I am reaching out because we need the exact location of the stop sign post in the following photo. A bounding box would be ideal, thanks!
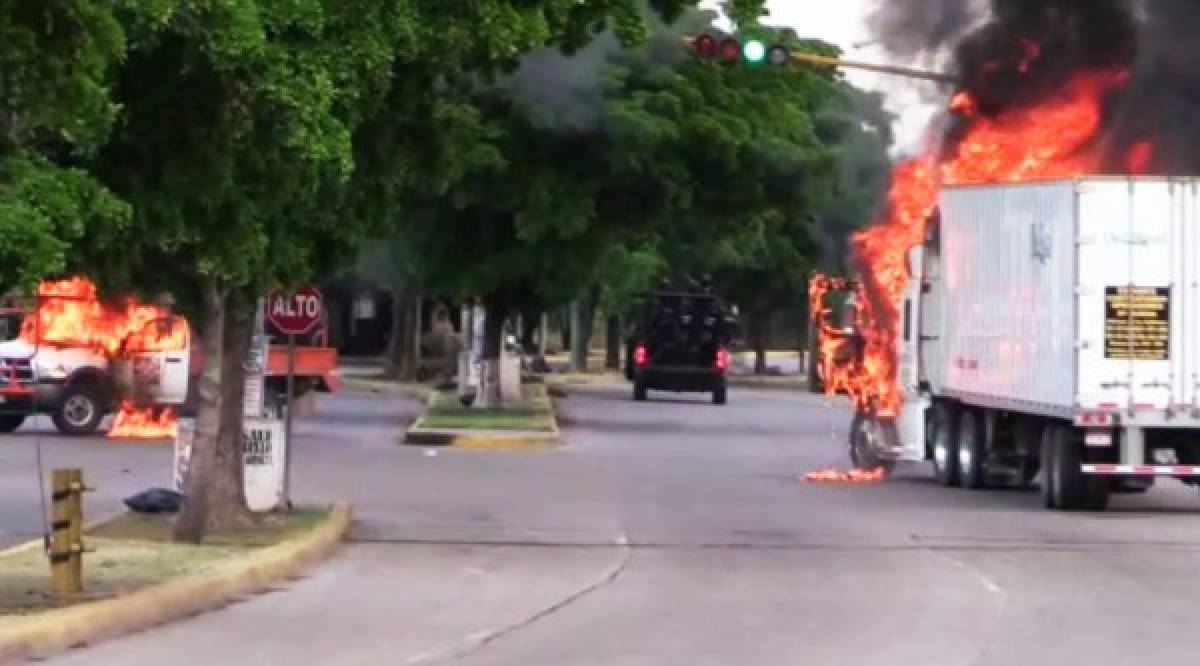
[266,285,323,510]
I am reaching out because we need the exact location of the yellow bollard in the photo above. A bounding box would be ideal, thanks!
[48,468,89,597]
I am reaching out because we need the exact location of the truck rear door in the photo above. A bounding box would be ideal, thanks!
[1076,179,1189,412]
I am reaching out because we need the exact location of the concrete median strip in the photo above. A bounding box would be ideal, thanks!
[404,385,562,450]
[0,502,351,663]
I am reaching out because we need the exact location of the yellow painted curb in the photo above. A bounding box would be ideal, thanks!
[0,502,352,663]
[450,433,561,450]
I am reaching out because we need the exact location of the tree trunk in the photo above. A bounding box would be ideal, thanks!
[518,309,540,355]
[411,297,422,380]
[751,309,772,375]
[605,314,620,370]
[384,288,406,380]
[173,277,225,543]
[479,295,509,407]
[209,295,255,530]
[569,300,586,372]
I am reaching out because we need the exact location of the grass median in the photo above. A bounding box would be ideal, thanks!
[417,385,556,433]
[0,508,328,618]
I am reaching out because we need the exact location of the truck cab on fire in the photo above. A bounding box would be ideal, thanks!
[0,311,191,436]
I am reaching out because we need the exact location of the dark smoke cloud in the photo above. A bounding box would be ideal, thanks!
[1103,1,1200,173]
[868,0,1200,175]
[866,0,979,63]
[505,32,622,131]
[503,4,707,131]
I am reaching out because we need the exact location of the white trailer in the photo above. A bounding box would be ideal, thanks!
[851,177,1200,510]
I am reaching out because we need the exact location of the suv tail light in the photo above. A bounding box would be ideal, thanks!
[715,348,729,372]
[634,345,649,367]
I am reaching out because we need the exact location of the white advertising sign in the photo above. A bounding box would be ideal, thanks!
[173,417,287,513]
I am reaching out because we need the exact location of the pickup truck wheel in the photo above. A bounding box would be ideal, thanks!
[712,386,727,405]
[53,386,104,436]
[957,409,987,489]
[633,382,648,402]
[0,414,25,433]
[930,403,960,487]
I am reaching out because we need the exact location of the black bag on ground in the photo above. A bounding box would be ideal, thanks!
[124,487,184,514]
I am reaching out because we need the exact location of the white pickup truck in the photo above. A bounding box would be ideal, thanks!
[0,316,191,435]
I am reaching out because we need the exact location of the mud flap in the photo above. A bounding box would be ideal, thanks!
[894,396,930,462]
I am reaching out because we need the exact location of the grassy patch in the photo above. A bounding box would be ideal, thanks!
[417,385,555,432]
[0,507,328,618]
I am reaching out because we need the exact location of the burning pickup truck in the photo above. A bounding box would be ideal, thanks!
[0,279,190,436]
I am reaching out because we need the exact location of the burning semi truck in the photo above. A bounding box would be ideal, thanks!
[815,178,1200,511]
[802,0,1200,510]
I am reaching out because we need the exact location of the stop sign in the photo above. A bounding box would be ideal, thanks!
[267,285,323,336]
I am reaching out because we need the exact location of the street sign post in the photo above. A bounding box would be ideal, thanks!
[265,285,323,510]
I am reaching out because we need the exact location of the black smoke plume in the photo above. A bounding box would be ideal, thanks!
[869,0,1200,175]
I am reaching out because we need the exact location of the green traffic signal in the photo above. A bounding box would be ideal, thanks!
[742,39,767,64]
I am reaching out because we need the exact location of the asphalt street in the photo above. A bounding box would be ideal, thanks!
[6,380,1200,665]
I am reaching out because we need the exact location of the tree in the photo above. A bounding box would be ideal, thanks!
[0,1,136,291]
[86,0,399,541]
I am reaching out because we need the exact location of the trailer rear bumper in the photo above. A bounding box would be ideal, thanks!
[1082,464,1200,477]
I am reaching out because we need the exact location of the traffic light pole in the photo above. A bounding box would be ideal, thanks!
[683,36,955,85]
[788,51,956,85]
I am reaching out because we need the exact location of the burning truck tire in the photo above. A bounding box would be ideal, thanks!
[848,412,897,476]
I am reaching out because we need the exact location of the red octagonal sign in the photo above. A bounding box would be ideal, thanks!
[267,285,323,336]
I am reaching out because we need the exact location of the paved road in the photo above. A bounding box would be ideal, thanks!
[11,381,1200,665]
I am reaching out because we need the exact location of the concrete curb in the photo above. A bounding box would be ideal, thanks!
[0,502,352,663]
[404,429,561,450]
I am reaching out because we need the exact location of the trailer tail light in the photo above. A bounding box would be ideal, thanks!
[715,348,729,373]
[1076,411,1116,427]
[634,345,649,367]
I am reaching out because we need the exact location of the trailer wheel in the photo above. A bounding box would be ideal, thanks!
[957,409,987,489]
[1040,426,1059,508]
[930,402,960,486]
[1045,424,1109,511]
[0,414,25,433]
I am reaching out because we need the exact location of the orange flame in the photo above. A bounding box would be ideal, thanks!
[804,467,887,484]
[20,278,184,356]
[108,400,178,440]
[813,68,1132,418]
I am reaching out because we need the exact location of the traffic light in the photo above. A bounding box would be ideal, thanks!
[690,34,790,66]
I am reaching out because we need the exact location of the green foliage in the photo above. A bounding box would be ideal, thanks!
[0,1,137,290]
[385,5,870,322]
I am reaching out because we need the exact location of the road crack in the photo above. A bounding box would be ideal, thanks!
[405,535,632,665]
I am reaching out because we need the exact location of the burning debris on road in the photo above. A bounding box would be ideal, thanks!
[812,0,1178,419]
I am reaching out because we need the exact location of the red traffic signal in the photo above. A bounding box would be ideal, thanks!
[719,38,741,63]
[694,34,718,58]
